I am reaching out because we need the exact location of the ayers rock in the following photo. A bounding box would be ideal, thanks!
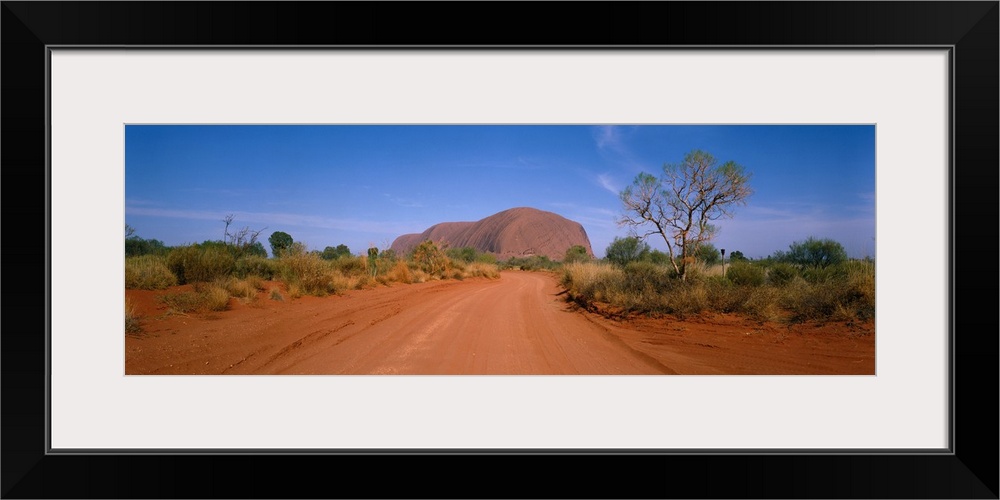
[390,207,594,261]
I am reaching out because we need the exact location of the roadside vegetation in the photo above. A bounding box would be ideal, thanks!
[561,236,875,323]
[124,220,503,318]
[125,211,874,325]
[560,149,875,324]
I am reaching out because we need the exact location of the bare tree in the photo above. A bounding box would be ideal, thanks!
[618,150,753,280]
[222,214,235,242]
[221,214,266,256]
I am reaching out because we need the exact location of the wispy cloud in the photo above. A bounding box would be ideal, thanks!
[597,174,620,196]
[593,125,624,152]
[591,125,651,174]
[547,203,619,231]
[124,198,160,207]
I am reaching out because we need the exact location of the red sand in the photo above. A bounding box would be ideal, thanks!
[125,271,874,375]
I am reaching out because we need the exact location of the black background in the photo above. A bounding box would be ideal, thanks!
[3,2,997,498]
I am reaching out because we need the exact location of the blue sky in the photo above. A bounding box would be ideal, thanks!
[125,125,876,259]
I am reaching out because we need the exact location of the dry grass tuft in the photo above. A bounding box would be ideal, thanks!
[125,255,178,290]
[125,297,143,333]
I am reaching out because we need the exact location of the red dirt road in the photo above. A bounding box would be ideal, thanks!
[125,271,875,375]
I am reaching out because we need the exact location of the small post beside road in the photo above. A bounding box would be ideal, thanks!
[721,248,726,279]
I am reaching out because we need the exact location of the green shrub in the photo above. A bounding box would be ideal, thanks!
[475,252,498,265]
[660,280,708,317]
[561,256,872,323]
[623,261,671,295]
[774,236,849,268]
[167,244,235,284]
[445,247,478,264]
[726,261,765,286]
[277,251,342,297]
[125,255,178,290]
[563,245,591,264]
[125,236,169,257]
[767,262,799,286]
[705,277,747,313]
[801,263,847,284]
[233,255,276,279]
[605,236,650,267]
[502,255,560,271]
[331,255,367,275]
[561,262,625,305]
[740,286,782,321]
[321,244,353,261]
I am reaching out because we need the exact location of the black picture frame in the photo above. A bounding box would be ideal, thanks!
[3,2,997,498]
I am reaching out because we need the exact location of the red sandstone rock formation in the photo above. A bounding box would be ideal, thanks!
[390,207,594,260]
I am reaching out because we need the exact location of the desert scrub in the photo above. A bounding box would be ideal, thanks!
[561,261,626,305]
[243,274,266,291]
[386,260,413,284]
[779,260,875,321]
[159,291,203,313]
[220,277,257,301]
[725,261,766,286]
[463,262,500,280]
[125,255,178,290]
[125,297,142,333]
[411,240,448,275]
[740,286,782,321]
[167,244,235,284]
[233,255,276,280]
[704,278,749,313]
[349,273,373,290]
[766,262,799,286]
[159,285,231,313]
[269,288,284,301]
[331,255,367,275]
[201,283,232,311]
[277,251,341,296]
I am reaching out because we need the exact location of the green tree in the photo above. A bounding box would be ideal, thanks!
[563,245,591,263]
[244,241,268,258]
[605,236,650,267]
[618,150,753,280]
[268,231,293,257]
[688,242,721,266]
[445,247,479,264]
[646,249,671,266]
[728,250,747,262]
[322,244,352,260]
[777,237,848,268]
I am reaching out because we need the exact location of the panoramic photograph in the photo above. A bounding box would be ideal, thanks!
[124,124,876,375]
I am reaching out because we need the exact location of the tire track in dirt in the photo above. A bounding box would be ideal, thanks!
[257,320,355,370]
